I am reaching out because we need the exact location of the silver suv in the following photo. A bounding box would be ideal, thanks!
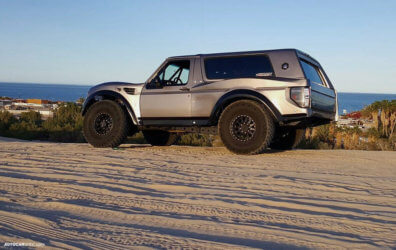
[82,49,337,154]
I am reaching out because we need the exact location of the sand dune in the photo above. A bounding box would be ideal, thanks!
[0,137,395,249]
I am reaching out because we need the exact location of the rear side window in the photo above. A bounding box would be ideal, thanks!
[300,60,323,85]
[204,55,273,79]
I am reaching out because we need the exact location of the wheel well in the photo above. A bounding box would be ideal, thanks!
[83,92,137,126]
[210,92,282,125]
[83,94,122,114]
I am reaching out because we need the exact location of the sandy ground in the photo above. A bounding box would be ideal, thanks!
[0,137,395,249]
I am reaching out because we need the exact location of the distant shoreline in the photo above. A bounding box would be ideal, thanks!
[1,81,395,95]
[1,82,395,113]
[0,81,94,87]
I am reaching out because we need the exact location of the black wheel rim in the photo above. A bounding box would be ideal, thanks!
[94,113,113,135]
[230,115,256,142]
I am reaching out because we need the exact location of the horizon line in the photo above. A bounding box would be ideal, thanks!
[1,81,395,95]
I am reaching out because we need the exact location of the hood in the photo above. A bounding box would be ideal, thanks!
[88,81,144,96]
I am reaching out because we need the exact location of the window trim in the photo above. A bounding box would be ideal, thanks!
[201,53,275,82]
[145,59,192,89]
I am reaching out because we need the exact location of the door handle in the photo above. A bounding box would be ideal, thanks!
[179,87,190,91]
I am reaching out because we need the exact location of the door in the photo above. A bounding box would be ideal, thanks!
[140,59,193,124]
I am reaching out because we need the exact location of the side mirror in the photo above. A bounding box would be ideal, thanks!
[147,75,163,89]
[154,75,163,88]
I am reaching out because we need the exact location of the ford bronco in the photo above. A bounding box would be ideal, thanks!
[82,49,338,154]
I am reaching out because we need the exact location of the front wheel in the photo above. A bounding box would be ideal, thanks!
[218,100,275,154]
[142,130,178,146]
[83,100,128,148]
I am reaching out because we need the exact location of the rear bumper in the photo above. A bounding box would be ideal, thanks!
[309,108,336,120]
[280,108,336,127]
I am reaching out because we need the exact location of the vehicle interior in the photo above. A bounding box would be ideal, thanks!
[150,60,190,88]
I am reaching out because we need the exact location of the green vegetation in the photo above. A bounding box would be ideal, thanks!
[0,102,84,142]
[43,102,84,142]
[299,100,396,151]
[126,132,217,147]
[361,100,396,138]
[0,110,17,132]
[177,133,214,147]
[1,99,395,151]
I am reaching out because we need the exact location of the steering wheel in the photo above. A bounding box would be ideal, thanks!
[173,78,183,84]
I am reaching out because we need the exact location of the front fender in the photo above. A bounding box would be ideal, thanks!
[82,90,138,125]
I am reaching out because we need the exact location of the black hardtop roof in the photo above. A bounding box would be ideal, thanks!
[168,48,305,59]
[168,48,320,67]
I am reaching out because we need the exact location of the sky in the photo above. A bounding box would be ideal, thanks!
[0,0,395,93]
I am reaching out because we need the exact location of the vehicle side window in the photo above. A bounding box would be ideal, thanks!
[148,60,190,88]
[300,60,324,85]
[204,55,273,80]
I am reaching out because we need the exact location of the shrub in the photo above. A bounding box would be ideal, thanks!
[43,103,83,131]
[362,99,396,138]
[43,103,84,142]
[176,133,213,147]
[0,103,84,142]
[126,132,147,144]
[20,110,42,127]
[297,137,321,149]
[0,110,16,132]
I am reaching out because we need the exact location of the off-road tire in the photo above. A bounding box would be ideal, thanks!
[143,130,178,146]
[83,100,128,148]
[218,100,275,154]
[270,127,306,150]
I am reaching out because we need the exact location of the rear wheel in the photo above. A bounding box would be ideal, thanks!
[83,100,128,148]
[218,100,275,154]
[270,127,306,150]
[143,130,178,146]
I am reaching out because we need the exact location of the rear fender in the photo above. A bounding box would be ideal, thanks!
[209,89,283,124]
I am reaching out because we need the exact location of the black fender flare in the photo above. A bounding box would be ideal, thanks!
[209,89,283,124]
[82,90,138,124]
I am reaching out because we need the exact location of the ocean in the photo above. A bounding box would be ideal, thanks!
[1,82,395,114]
